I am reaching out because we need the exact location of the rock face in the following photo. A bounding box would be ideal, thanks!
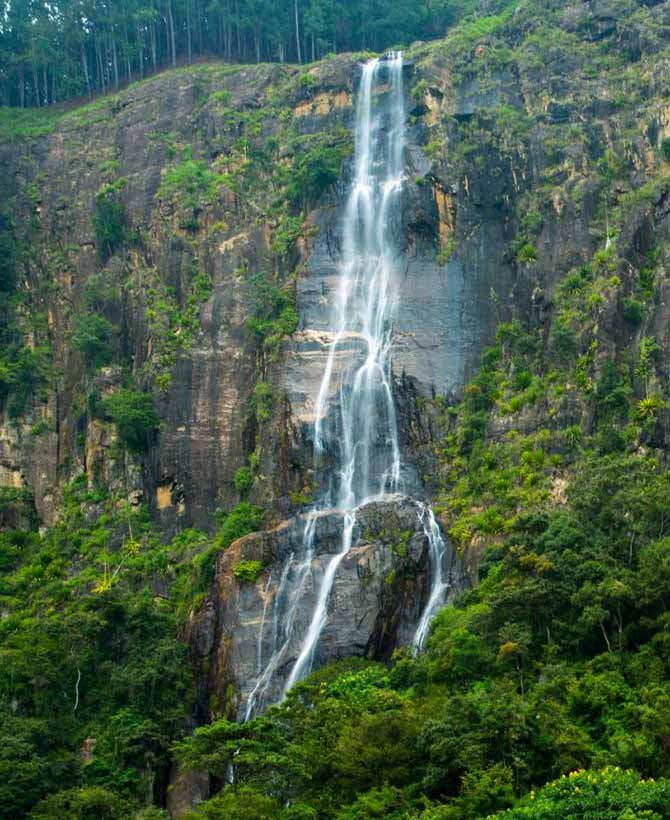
[0,53,512,531]
[190,495,465,722]
[4,7,670,812]
[284,92,513,437]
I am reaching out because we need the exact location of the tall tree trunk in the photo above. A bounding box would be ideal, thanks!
[235,0,241,56]
[97,34,106,91]
[81,41,92,99]
[186,2,192,62]
[196,0,204,53]
[151,21,157,72]
[95,34,102,91]
[111,34,119,89]
[103,35,111,88]
[294,0,302,63]
[32,62,41,106]
[42,65,48,105]
[166,0,177,68]
[123,22,132,80]
[18,64,25,108]
[137,23,145,79]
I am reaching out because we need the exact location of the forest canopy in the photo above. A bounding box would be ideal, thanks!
[0,0,476,108]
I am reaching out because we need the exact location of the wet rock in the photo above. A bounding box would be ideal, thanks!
[194,495,465,721]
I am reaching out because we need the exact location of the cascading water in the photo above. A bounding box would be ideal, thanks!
[244,52,451,718]
[412,504,449,651]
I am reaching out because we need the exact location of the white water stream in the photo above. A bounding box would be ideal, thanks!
[244,53,450,718]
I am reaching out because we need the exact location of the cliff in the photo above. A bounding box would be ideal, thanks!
[3,0,670,816]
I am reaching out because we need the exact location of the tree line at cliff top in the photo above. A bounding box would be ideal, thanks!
[0,0,477,108]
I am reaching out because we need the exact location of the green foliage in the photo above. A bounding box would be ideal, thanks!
[490,768,670,819]
[661,137,670,163]
[216,502,264,549]
[0,107,63,141]
[233,466,254,496]
[232,560,265,584]
[92,180,129,261]
[183,786,282,819]
[287,136,351,207]
[29,787,130,819]
[252,382,273,423]
[272,215,305,257]
[210,89,232,105]
[178,450,670,819]
[71,314,117,370]
[516,243,537,264]
[0,344,51,419]
[130,264,212,390]
[0,208,50,418]
[159,152,225,230]
[101,390,160,453]
[0,490,198,819]
[622,296,643,325]
[245,272,298,358]
[595,360,630,422]
[335,786,413,819]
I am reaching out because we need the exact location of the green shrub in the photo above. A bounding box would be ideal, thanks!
[490,768,670,819]
[0,345,51,418]
[516,243,537,264]
[550,321,577,359]
[245,271,298,356]
[661,137,670,162]
[298,73,317,89]
[233,466,253,496]
[71,314,117,370]
[210,88,232,104]
[158,151,224,229]
[232,559,265,584]
[287,139,350,207]
[29,787,129,820]
[183,786,280,819]
[101,389,160,452]
[595,360,630,421]
[216,502,264,549]
[622,296,643,325]
[83,273,122,313]
[251,382,273,423]
[93,179,128,260]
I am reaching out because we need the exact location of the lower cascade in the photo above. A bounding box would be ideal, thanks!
[244,52,453,719]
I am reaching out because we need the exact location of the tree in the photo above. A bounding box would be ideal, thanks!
[101,389,160,452]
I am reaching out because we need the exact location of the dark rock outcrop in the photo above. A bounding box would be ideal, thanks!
[189,495,465,722]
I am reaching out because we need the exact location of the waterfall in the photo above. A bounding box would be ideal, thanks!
[312,53,404,502]
[244,52,451,717]
[282,53,405,697]
[412,505,449,651]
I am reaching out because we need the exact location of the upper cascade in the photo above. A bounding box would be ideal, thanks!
[244,53,451,718]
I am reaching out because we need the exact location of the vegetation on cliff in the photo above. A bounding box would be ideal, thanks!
[174,420,670,819]
[2,0,670,817]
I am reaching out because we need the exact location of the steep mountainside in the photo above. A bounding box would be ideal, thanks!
[3,0,670,817]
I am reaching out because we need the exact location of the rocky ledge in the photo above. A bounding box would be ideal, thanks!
[189,494,466,722]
